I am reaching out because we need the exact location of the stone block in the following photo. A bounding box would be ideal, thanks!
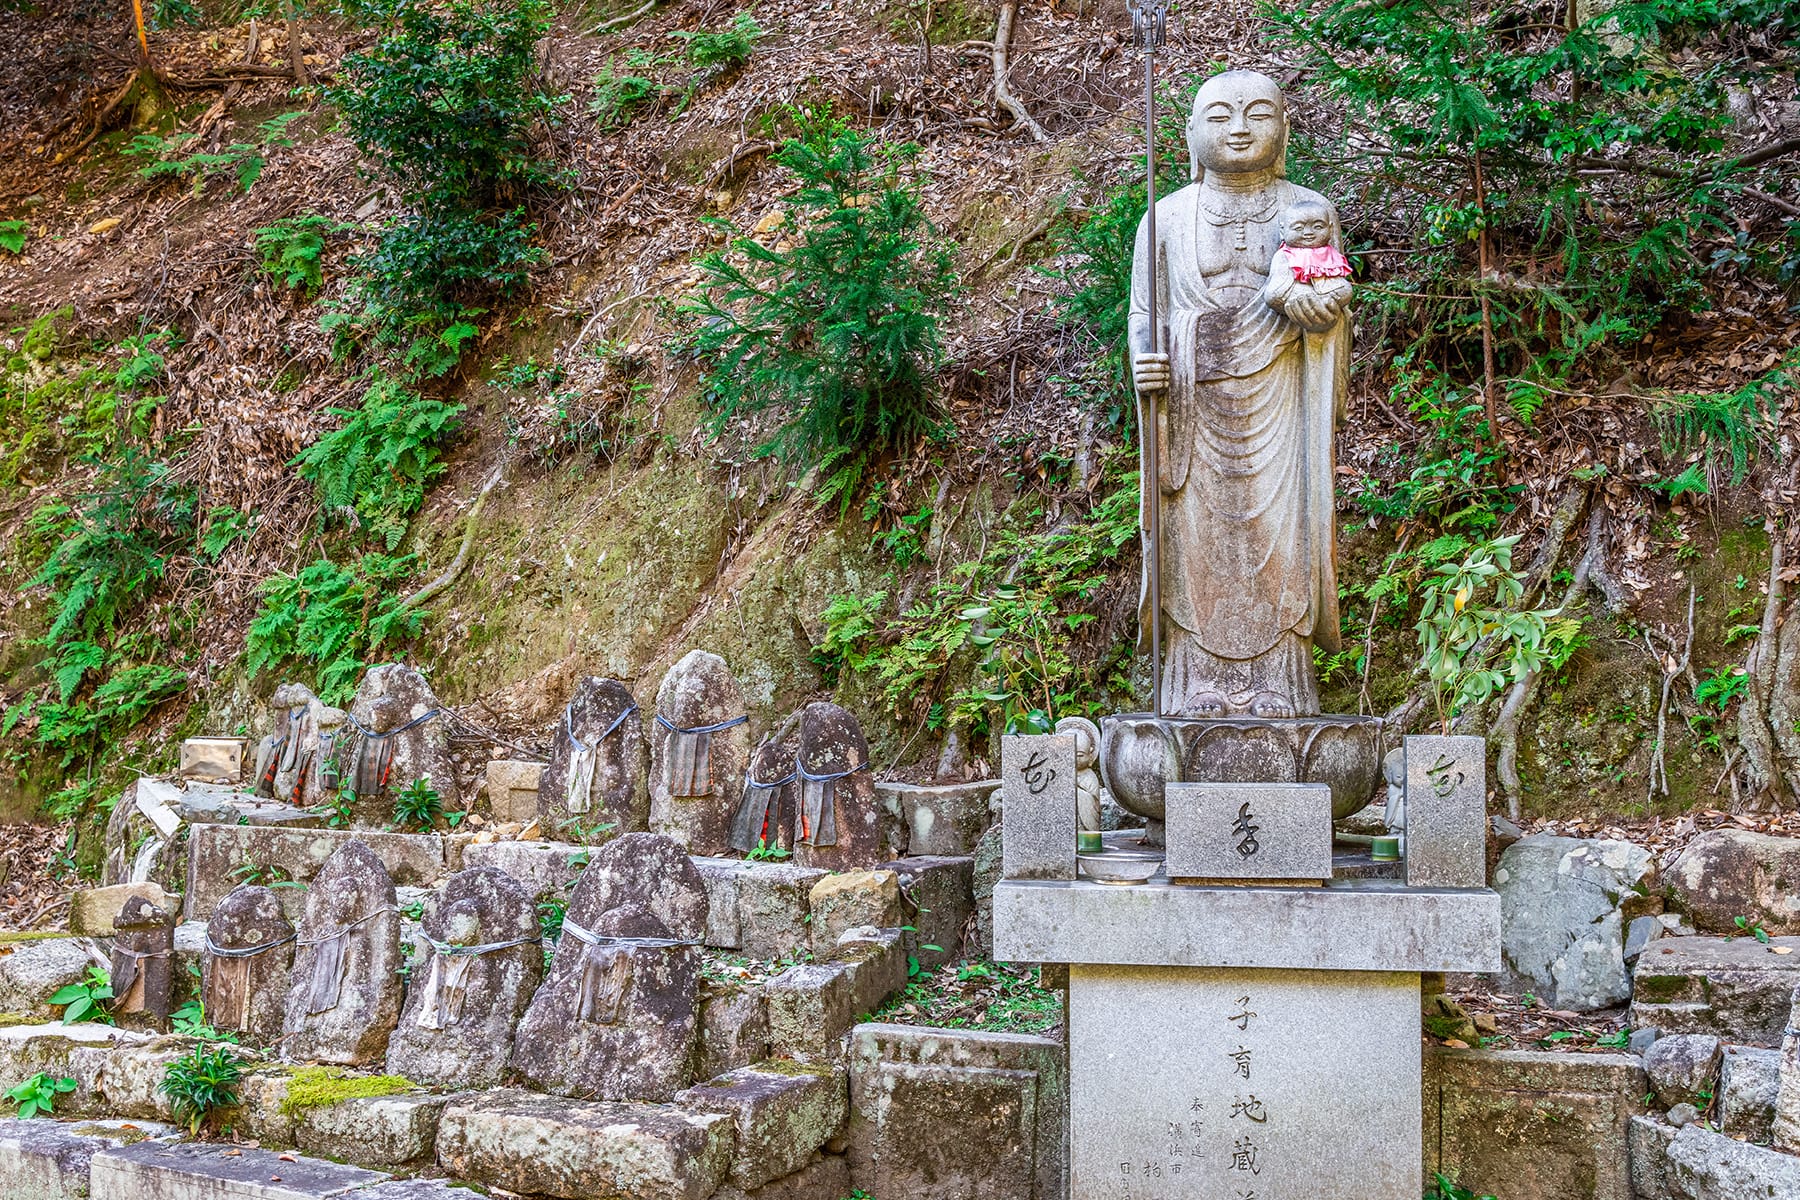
[181,738,246,783]
[1627,1115,1677,1200]
[972,824,1003,957]
[808,871,901,956]
[847,1022,1065,1200]
[1403,734,1487,888]
[992,878,1502,972]
[183,825,450,921]
[484,759,545,824]
[765,931,907,1062]
[0,937,101,1020]
[291,1093,447,1167]
[435,1088,732,1200]
[707,1153,851,1200]
[1432,1048,1647,1200]
[89,1140,389,1200]
[0,1116,163,1200]
[1162,782,1332,882]
[1495,835,1655,1011]
[1663,1121,1800,1195]
[877,780,999,857]
[69,884,179,937]
[1630,936,1800,1046]
[1643,1034,1721,1109]
[696,984,771,1081]
[1718,1044,1779,1143]
[882,855,975,971]
[69,1040,194,1122]
[0,1023,135,1109]
[1000,735,1075,881]
[457,838,589,904]
[1666,828,1800,935]
[676,1063,849,1189]
[692,859,824,960]
[1072,965,1415,1200]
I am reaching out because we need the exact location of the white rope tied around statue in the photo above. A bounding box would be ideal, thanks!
[204,931,297,958]
[424,934,541,957]
[556,914,700,949]
[295,907,395,947]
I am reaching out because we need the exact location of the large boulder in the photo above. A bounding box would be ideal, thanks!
[1666,829,1800,935]
[1494,835,1654,1010]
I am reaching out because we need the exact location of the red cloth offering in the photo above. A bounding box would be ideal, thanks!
[1282,244,1352,284]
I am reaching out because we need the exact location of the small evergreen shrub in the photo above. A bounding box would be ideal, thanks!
[686,110,958,511]
[390,778,443,829]
[328,0,557,373]
[160,1044,244,1135]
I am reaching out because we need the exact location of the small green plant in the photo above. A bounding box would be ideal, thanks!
[590,50,664,129]
[537,897,567,943]
[744,838,791,862]
[292,377,464,549]
[1595,1028,1630,1049]
[50,967,114,1025]
[245,552,425,704]
[1695,667,1750,713]
[254,215,344,294]
[391,778,444,830]
[160,1044,245,1135]
[6,1073,78,1118]
[1414,535,1559,732]
[0,220,26,254]
[125,112,304,195]
[1424,1174,1498,1200]
[686,108,958,512]
[229,860,305,890]
[673,12,763,69]
[1731,915,1771,944]
[171,999,236,1043]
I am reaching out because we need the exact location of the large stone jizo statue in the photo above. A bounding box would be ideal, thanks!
[1106,70,1380,828]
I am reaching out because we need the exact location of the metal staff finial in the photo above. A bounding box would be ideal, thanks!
[1129,0,1167,718]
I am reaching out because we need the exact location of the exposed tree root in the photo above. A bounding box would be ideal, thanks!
[397,468,504,613]
[1644,585,1696,807]
[1738,533,1797,808]
[990,0,1048,143]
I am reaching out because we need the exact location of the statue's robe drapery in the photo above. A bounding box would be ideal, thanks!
[1130,179,1350,718]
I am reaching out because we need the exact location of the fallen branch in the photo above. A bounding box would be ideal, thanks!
[990,0,1048,144]
[54,71,140,165]
[588,0,658,36]
[396,469,503,613]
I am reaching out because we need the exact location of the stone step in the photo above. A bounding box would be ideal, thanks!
[435,1088,733,1200]
[0,1116,177,1200]
[183,826,471,922]
[1629,935,1800,1046]
[89,1140,390,1200]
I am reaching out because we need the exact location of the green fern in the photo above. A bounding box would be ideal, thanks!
[246,554,425,704]
[254,215,344,294]
[292,378,464,549]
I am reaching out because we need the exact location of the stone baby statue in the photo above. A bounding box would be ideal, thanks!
[1263,197,1353,316]
[1056,715,1107,833]
[111,894,175,1020]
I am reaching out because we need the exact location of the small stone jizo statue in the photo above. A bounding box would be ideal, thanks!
[1056,715,1107,833]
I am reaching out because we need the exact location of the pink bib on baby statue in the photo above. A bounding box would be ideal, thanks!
[1282,244,1352,284]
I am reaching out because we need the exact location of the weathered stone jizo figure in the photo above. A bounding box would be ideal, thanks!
[1131,69,1350,719]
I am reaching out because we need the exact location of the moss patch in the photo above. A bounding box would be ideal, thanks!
[278,1066,418,1116]
[0,930,72,945]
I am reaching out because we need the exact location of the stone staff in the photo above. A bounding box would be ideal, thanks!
[1129,0,1169,717]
